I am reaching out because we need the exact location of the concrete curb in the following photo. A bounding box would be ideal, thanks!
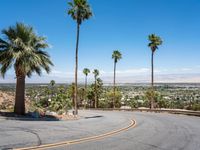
[87,108,200,117]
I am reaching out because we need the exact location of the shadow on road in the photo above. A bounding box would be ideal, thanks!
[0,111,59,121]
[84,115,103,119]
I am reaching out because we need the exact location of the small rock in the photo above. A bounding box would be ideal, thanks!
[45,111,57,116]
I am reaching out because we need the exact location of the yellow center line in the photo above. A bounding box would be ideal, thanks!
[15,119,136,150]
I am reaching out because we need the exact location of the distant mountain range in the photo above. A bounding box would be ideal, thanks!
[1,73,200,84]
[1,83,200,88]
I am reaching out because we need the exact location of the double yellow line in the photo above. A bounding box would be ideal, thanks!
[15,119,136,150]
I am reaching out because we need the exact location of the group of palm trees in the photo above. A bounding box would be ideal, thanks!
[82,50,122,110]
[82,68,99,109]
[68,0,162,113]
[0,0,162,115]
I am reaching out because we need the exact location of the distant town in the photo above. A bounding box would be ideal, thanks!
[1,83,200,113]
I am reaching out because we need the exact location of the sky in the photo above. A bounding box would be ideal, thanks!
[0,0,200,83]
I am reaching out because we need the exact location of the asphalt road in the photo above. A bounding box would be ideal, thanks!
[0,110,200,150]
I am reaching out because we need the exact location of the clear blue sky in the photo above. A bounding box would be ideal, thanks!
[1,0,200,83]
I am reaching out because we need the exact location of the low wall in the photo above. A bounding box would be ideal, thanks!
[87,108,200,117]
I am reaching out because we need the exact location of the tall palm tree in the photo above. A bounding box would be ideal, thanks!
[83,68,90,108]
[93,69,99,108]
[68,0,92,115]
[0,23,53,115]
[148,34,162,109]
[112,50,122,108]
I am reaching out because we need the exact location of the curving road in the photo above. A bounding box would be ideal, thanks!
[0,110,200,150]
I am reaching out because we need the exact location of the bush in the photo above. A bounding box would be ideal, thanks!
[105,90,122,108]
[98,98,110,108]
[191,103,200,111]
[128,98,138,108]
[49,95,72,112]
[31,85,72,113]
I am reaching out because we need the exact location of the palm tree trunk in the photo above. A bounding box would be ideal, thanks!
[151,51,154,109]
[94,77,97,108]
[14,75,25,115]
[113,61,116,108]
[72,85,75,107]
[84,75,87,109]
[74,23,80,115]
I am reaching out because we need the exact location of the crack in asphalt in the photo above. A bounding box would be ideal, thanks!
[11,127,42,146]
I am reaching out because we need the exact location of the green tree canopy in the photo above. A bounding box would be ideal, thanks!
[0,23,53,78]
[68,0,93,25]
[83,68,90,76]
[93,69,99,78]
[148,34,163,52]
[112,50,122,63]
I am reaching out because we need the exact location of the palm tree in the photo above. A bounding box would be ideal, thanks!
[68,82,75,107]
[93,69,99,108]
[50,80,55,87]
[0,23,53,115]
[83,68,90,108]
[148,34,162,109]
[49,80,56,100]
[68,0,92,115]
[112,50,122,108]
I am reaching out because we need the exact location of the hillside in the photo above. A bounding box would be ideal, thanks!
[0,91,15,110]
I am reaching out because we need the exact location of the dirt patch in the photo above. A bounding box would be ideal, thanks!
[0,91,15,110]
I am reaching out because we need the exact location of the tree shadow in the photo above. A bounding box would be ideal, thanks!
[0,111,60,121]
[84,115,103,119]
